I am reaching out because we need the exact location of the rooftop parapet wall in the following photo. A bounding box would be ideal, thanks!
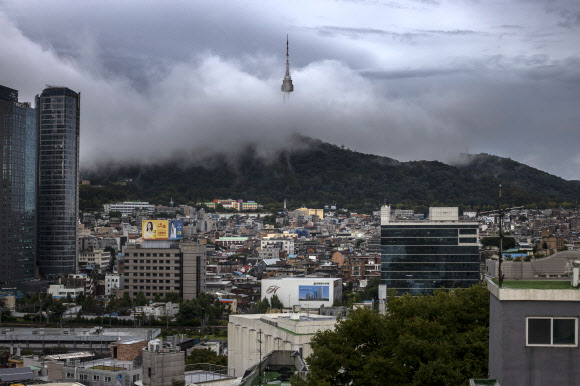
[487,278,580,301]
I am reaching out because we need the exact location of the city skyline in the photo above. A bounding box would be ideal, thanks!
[0,1,579,179]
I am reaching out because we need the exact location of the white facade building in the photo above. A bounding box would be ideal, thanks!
[105,274,123,296]
[261,277,342,308]
[228,313,337,377]
[104,201,155,216]
[78,249,111,271]
[48,285,84,298]
[261,238,295,255]
[134,302,180,319]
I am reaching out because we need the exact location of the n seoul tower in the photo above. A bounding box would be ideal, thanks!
[281,35,294,101]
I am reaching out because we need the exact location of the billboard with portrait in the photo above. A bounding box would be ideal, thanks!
[168,220,183,240]
[142,220,183,240]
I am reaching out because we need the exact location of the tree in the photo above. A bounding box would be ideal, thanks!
[164,292,182,304]
[362,277,380,302]
[171,380,185,386]
[120,292,132,308]
[108,211,123,218]
[135,291,147,307]
[186,348,227,366]
[270,294,284,310]
[48,301,67,321]
[481,236,516,250]
[257,298,270,313]
[304,285,489,386]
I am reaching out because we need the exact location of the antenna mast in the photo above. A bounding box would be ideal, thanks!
[281,35,294,101]
[498,184,504,288]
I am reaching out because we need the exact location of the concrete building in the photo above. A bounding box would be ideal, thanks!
[0,327,160,354]
[142,339,184,386]
[48,284,84,298]
[381,205,480,295]
[228,313,337,377]
[134,302,179,319]
[261,238,295,255]
[78,248,112,271]
[296,207,324,219]
[0,85,36,284]
[105,274,123,296]
[260,246,281,259]
[486,250,580,280]
[61,363,141,386]
[261,277,342,308]
[488,279,580,385]
[110,340,148,361]
[36,86,80,277]
[119,241,206,301]
[104,201,155,216]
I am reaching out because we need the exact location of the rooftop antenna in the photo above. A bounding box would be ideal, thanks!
[498,184,504,288]
[281,35,294,101]
[258,329,263,385]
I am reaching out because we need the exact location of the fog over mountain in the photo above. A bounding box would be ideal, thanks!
[1,0,579,179]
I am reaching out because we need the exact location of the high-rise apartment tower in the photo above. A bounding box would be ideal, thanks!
[0,85,37,283]
[36,86,80,277]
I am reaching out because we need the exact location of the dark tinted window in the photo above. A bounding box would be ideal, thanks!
[528,318,551,345]
[554,319,575,345]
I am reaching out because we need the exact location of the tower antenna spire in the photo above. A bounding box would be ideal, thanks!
[281,35,294,101]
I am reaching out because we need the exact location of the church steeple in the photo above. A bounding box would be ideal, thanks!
[281,35,294,99]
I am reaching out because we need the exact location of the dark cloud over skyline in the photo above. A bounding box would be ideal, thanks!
[1,0,579,179]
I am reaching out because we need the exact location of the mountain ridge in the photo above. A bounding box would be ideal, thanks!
[81,137,580,212]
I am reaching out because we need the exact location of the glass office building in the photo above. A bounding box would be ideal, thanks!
[0,85,36,283]
[380,206,480,295]
[36,86,80,277]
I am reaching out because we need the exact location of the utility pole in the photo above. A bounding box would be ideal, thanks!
[258,329,263,386]
[498,184,504,288]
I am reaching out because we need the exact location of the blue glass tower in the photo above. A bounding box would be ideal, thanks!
[0,85,36,283]
[380,206,480,295]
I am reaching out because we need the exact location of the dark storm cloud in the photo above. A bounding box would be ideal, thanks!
[1,0,579,180]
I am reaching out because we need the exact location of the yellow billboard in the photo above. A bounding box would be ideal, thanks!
[142,220,184,240]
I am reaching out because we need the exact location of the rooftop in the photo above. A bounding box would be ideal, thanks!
[0,328,160,342]
[487,278,580,302]
[491,279,578,290]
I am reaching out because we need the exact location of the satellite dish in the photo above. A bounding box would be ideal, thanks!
[149,300,153,305]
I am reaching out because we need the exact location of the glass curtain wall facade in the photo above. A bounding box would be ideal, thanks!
[381,223,480,295]
[0,85,36,283]
[36,87,80,277]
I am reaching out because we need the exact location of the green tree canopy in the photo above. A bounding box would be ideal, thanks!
[481,236,516,250]
[270,294,284,310]
[135,291,147,307]
[176,293,226,325]
[120,292,132,308]
[256,298,270,314]
[304,285,489,386]
[186,348,227,366]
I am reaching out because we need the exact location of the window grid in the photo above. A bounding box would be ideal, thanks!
[526,316,578,347]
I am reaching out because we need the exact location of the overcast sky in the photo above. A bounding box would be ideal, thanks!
[1,0,579,178]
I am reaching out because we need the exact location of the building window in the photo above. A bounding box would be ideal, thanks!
[526,317,577,347]
[105,376,112,382]
[66,373,74,379]
[93,375,100,381]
